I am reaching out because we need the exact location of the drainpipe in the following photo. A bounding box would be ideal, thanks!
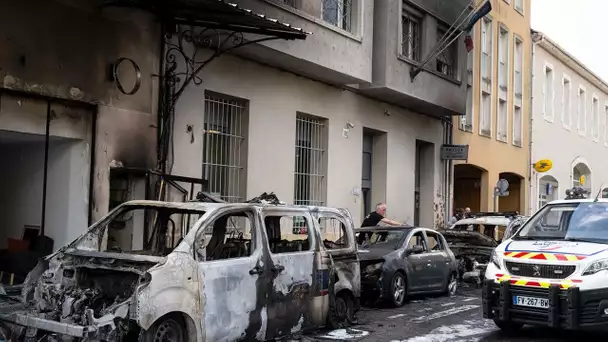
[442,117,453,226]
[529,32,543,214]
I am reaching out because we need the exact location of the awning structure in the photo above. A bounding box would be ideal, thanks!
[103,0,310,40]
[103,0,310,174]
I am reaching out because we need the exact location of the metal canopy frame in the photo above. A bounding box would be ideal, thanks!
[103,0,309,173]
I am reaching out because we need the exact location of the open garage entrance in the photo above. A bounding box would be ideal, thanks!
[498,172,524,213]
[453,164,486,212]
[0,91,95,285]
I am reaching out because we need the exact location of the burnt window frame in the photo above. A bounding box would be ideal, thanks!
[192,207,259,262]
[261,208,317,255]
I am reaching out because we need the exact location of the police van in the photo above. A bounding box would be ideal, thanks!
[483,186,608,332]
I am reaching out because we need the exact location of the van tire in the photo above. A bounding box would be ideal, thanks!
[328,291,355,329]
[140,314,187,342]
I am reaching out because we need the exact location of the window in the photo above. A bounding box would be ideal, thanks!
[264,214,312,253]
[481,92,492,136]
[543,63,554,121]
[461,40,474,132]
[425,231,444,251]
[319,216,350,250]
[407,231,427,251]
[605,104,608,146]
[322,0,353,32]
[592,95,600,141]
[498,26,509,91]
[514,37,523,100]
[497,99,508,142]
[196,210,254,261]
[436,25,457,78]
[515,0,524,14]
[513,36,523,146]
[295,113,327,206]
[562,75,572,128]
[203,92,248,202]
[577,86,587,135]
[402,8,421,61]
[513,105,523,147]
[480,17,493,137]
[94,205,206,257]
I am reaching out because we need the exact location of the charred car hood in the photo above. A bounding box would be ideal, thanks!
[441,230,498,247]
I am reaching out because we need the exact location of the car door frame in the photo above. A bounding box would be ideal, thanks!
[422,229,452,290]
[403,228,431,292]
[260,206,318,339]
[192,206,269,342]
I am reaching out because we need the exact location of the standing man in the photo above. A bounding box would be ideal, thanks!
[361,203,401,227]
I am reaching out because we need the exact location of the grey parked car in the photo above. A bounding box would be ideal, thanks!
[357,226,458,307]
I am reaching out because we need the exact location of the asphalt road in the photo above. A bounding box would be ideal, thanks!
[289,286,605,342]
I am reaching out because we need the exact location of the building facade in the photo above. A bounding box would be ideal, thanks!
[531,31,608,211]
[169,0,470,229]
[452,0,532,214]
[0,0,159,251]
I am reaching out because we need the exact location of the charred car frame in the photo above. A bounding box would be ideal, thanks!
[0,199,360,341]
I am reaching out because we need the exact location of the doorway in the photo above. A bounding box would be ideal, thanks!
[414,140,435,227]
[361,128,387,222]
[362,131,373,216]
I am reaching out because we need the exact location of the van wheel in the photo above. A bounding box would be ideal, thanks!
[389,272,407,307]
[328,292,355,329]
[140,314,187,342]
[494,319,523,334]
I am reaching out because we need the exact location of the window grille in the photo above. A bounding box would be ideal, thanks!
[436,27,456,78]
[203,92,248,203]
[402,10,420,61]
[294,114,327,207]
[322,0,353,31]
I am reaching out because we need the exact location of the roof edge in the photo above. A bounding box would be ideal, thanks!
[532,29,608,93]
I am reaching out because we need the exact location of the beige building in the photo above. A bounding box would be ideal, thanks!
[452,0,532,214]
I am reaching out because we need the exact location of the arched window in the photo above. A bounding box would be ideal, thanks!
[572,162,592,192]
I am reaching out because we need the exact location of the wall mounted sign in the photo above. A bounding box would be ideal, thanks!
[440,144,469,160]
[533,159,553,173]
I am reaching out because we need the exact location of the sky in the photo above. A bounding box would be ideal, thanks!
[531,0,607,81]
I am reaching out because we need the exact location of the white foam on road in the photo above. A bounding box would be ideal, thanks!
[410,305,479,323]
[317,328,370,340]
[462,297,478,302]
[440,302,456,307]
[390,319,495,342]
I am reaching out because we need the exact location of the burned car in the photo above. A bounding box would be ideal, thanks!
[439,230,498,285]
[0,198,360,341]
[357,226,458,307]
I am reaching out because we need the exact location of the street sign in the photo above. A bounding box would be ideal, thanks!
[533,159,553,173]
[440,144,469,160]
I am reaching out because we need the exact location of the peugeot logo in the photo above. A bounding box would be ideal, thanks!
[532,265,541,277]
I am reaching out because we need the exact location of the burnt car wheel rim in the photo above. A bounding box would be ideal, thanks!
[393,276,405,303]
[448,274,458,295]
[155,319,183,342]
[335,296,348,320]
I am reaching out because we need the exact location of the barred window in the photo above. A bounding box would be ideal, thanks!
[203,92,248,203]
[294,114,327,207]
[402,9,421,61]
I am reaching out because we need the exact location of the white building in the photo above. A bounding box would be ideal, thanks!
[531,30,608,211]
[168,0,471,228]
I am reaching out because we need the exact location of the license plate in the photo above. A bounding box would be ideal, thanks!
[512,295,549,308]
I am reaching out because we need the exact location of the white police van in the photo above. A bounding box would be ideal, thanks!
[483,187,608,332]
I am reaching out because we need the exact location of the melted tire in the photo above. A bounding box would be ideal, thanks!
[328,292,355,329]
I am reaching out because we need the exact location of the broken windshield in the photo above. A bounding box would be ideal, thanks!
[357,230,408,249]
[72,204,206,256]
[514,202,608,243]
